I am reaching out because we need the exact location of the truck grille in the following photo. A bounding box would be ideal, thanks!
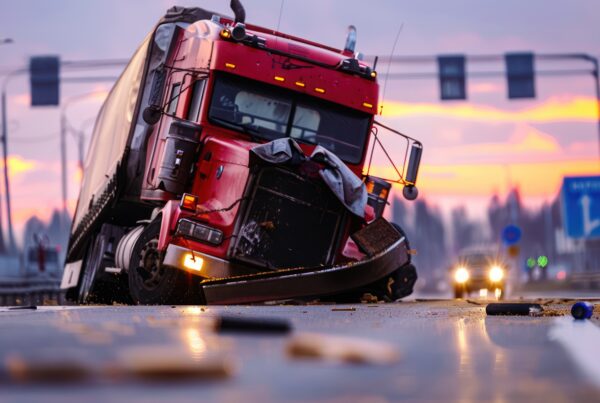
[232,167,345,269]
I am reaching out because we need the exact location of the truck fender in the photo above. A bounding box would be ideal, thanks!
[157,200,181,251]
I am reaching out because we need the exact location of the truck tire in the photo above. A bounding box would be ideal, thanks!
[370,223,417,301]
[77,232,132,305]
[327,222,417,302]
[128,219,199,305]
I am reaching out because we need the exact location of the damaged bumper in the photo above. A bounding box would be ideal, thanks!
[196,236,409,304]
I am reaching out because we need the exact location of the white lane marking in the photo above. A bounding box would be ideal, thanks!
[549,317,600,388]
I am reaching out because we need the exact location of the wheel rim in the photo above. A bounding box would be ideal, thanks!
[137,239,166,291]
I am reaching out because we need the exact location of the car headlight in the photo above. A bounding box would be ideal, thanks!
[489,266,504,282]
[454,267,469,283]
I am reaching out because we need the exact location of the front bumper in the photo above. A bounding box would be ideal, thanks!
[165,238,408,304]
[163,244,235,279]
[198,236,408,304]
[455,279,505,290]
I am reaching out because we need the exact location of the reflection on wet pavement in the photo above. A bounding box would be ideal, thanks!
[0,302,597,402]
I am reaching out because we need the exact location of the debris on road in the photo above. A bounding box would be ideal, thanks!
[216,315,291,334]
[331,307,356,312]
[486,303,543,316]
[8,305,37,310]
[571,302,594,320]
[287,333,399,365]
[113,346,234,381]
[4,353,92,383]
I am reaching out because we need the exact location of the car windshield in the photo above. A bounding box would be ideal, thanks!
[208,73,371,164]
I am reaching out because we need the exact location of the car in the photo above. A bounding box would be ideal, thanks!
[450,247,508,299]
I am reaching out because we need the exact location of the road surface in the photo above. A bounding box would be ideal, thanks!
[0,298,599,402]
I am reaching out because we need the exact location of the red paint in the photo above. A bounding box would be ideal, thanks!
[145,18,392,265]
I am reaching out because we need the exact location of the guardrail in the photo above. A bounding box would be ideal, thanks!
[569,272,600,289]
[0,278,64,306]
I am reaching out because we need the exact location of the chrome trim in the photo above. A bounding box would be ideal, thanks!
[163,244,234,278]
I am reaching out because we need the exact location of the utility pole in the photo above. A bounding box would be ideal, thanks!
[60,112,68,213]
[1,84,17,254]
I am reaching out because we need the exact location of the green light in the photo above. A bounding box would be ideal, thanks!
[537,255,548,268]
[526,258,536,269]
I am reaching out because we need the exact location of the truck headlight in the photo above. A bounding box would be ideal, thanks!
[176,219,223,245]
[489,266,504,282]
[454,267,469,283]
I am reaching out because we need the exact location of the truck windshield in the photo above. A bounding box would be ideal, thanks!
[208,73,370,164]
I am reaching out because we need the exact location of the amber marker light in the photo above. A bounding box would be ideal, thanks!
[363,102,373,109]
[314,87,325,94]
[183,253,203,272]
[224,62,236,69]
[180,193,198,211]
[295,81,306,88]
[220,29,231,39]
[274,76,285,82]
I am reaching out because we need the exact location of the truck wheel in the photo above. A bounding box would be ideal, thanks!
[128,219,198,305]
[76,233,131,305]
[378,223,417,301]
[329,223,417,303]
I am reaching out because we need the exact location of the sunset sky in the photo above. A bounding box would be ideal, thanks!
[0,0,599,243]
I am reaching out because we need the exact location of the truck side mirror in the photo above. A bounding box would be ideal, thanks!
[143,105,162,125]
[403,142,422,201]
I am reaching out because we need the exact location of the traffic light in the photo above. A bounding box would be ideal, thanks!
[505,52,535,99]
[438,55,466,100]
[29,56,60,106]
[537,255,549,268]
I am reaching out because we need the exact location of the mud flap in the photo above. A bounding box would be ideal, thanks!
[199,236,409,305]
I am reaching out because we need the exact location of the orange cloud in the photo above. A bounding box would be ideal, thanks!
[429,124,562,163]
[0,155,37,177]
[382,96,598,123]
[370,159,599,198]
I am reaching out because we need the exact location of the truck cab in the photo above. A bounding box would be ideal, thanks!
[61,3,422,305]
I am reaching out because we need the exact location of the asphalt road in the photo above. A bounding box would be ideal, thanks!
[0,297,599,402]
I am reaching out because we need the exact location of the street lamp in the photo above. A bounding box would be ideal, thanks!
[1,68,26,254]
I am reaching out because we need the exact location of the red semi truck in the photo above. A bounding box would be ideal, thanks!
[60,1,423,305]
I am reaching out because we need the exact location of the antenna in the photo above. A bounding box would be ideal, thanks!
[276,0,285,33]
[379,23,404,116]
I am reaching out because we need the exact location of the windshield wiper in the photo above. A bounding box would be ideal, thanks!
[210,116,263,140]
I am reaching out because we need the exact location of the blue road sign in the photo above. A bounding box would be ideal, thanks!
[502,224,522,245]
[561,176,600,239]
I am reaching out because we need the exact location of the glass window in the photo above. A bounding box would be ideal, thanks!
[166,82,181,115]
[186,79,206,122]
[208,73,370,164]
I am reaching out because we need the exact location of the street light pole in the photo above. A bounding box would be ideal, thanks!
[0,69,24,254]
[60,111,68,213]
